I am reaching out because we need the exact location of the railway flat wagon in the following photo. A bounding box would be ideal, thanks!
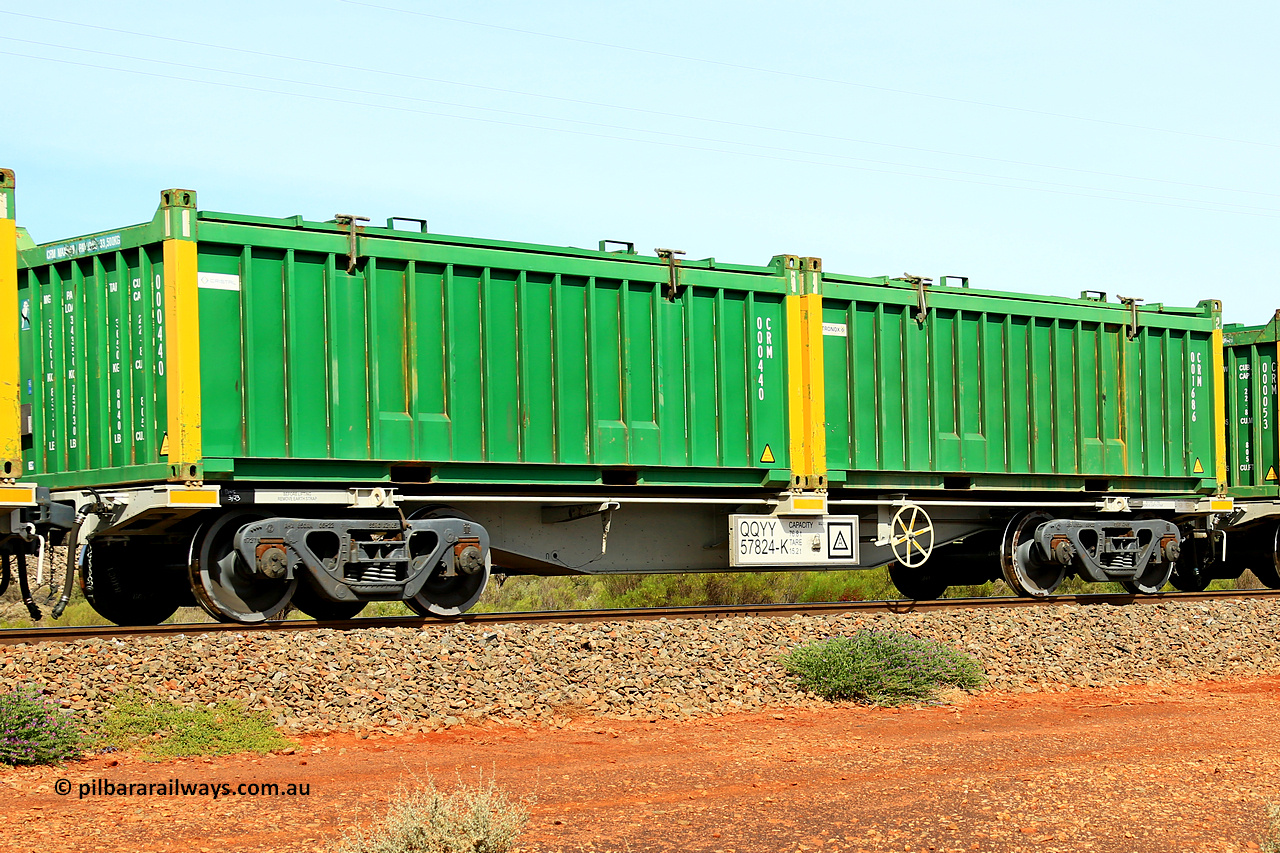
[0,171,1233,624]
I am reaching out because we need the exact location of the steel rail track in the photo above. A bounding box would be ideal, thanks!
[2,588,1278,646]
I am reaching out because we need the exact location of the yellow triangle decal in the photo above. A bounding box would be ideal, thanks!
[160,432,169,456]
[1267,466,1278,482]
[759,444,775,465]
[1192,458,1204,474]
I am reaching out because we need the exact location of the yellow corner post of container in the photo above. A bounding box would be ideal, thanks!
[0,168,20,480]
[1212,326,1227,492]
[786,295,808,483]
[785,257,826,489]
[161,188,203,482]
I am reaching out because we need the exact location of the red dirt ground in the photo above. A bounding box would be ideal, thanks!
[4,676,1280,853]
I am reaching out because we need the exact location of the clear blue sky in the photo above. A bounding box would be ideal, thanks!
[3,1,1276,324]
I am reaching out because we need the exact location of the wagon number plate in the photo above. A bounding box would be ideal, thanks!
[729,514,860,567]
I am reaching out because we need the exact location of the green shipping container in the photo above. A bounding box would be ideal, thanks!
[1223,312,1280,498]
[818,276,1223,494]
[16,189,799,491]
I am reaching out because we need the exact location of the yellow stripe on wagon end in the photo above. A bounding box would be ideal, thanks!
[0,484,37,507]
[165,486,219,507]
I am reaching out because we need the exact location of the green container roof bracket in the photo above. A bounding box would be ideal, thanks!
[333,214,369,273]
[899,273,967,324]
[655,247,685,301]
[902,273,932,325]
[1118,295,1143,340]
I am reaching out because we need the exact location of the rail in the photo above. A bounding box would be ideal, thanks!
[2,588,1278,645]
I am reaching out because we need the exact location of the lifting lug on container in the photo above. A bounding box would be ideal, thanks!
[386,216,428,232]
[334,214,369,273]
[655,248,686,301]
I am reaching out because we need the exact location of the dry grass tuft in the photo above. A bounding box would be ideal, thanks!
[334,775,530,853]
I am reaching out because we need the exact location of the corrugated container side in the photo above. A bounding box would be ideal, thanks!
[192,217,792,484]
[820,277,1221,493]
[18,226,171,485]
[1224,314,1280,497]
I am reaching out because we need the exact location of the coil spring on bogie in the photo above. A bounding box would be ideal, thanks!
[347,564,404,584]
[1103,552,1136,570]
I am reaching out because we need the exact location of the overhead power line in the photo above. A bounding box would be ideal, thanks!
[343,0,1280,152]
[2,47,1277,221]
[4,34,1274,215]
[0,10,1274,203]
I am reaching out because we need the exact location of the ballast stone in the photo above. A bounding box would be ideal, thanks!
[1,599,1280,732]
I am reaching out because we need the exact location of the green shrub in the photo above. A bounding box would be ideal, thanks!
[334,776,530,853]
[782,630,985,705]
[794,568,897,603]
[0,687,84,766]
[95,691,292,758]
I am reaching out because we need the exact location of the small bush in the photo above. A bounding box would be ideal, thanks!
[0,687,84,766]
[782,630,985,705]
[1262,803,1280,853]
[334,776,530,853]
[95,691,292,758]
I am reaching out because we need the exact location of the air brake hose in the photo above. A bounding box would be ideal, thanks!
[51,509,91,620]
[17,552,40,621]
[50,546,79,621]
[0,553,10,597]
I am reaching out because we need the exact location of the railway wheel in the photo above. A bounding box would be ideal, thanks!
[81,540,185,626]
[406,557,490,617]
[290,581,367,621]
[1000,511,1064,598]
[190,512,297,624]
[405,507,489,617]
[887,561,947,600]
[1248,522,1280,589]
[1120,557,1174,595]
